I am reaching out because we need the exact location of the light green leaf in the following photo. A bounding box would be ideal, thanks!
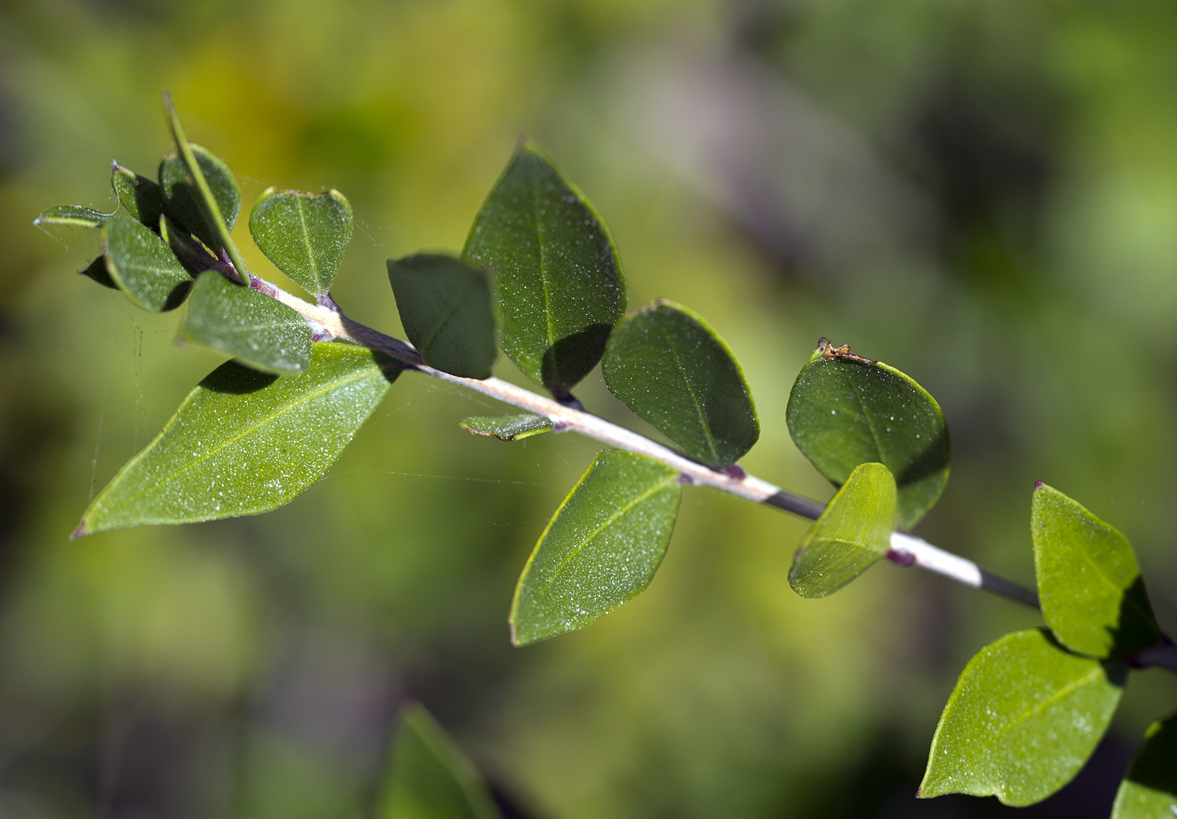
[74,342,396,536]
[1111,714,1177,819]
[102,216,192,312]
[1032,484,1161,659]
[603,299,758,468]
[510,450,681,645]
[158,145,241,252]
[918,628,1125,806]
[249,188,352,296]
[463,139,626,393]
[379,703,501,819]
[460,414,553,441]
[786,339,950,530]
[388,253,497,379]
[112,162,163,227]
[34,205,113,229]
[178,272,312,375]
[789,462,896,598]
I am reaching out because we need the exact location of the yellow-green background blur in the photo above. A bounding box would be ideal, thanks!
[3,1,1177,817]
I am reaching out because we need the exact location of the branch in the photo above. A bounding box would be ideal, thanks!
[263,276,1041,610]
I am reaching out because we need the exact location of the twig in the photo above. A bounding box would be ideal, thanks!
[265,276,1042,610]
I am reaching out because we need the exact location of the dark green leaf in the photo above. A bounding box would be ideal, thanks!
[102,216,192,312]
[79,256,117,289]
[249,188,352,296]
[158,146,241,252]
[603,299,758,467]
[388,254,497,379]
[160,214,223,275]
[74,343,396,536]
[918,628,1125,806]
[463,139,626,393]
[1032,483,1162,659]
[1111,714,1177,819]
[178,272,312,375]
[34,205,113,229]
[378,703,501,819]
[786,339,950,530]
[460,414,553,441]
[789,462,896,598]
[112,162,163,227]
[510,450,681,645]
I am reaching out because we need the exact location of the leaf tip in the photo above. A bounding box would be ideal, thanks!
[1034,480,1045,490]
[71,520,89,540]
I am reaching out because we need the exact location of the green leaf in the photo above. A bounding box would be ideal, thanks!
[102,216,192,312]
[34,205,113,229]
[918,628,1125,806]
[789,462,896,598]
[378,703,501,819]
[462,139,626,393]
[112,162,163,227]
[387,254,497,379]
[460,414,553,441]
[249,188,353,296]
[786,339,950,530]
[1032,483,1162,659]
[603,299,758,468]
[158,146,241,252]
[1111,714,1177,819]
[160,213,222,275]
[510,450,681,645]
[178,272,312,375]
[74,342,396,536]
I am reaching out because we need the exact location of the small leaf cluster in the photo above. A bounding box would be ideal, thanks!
[41,98,1175,816]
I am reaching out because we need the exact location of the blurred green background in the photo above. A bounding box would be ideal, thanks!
[3,1,1177,816]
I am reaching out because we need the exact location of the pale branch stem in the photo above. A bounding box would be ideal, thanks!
[267,278,1041,610]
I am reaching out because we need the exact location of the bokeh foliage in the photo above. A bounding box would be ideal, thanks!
[4,1,1177,817]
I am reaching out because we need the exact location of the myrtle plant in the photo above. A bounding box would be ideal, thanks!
[39,95,1177,817]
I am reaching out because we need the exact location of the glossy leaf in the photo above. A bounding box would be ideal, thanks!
[603,299,758,467]
[789,462,896,598]
[460,414,553,441]
[74,343,396,536]
[378,703,501,819]
[34,205,113,229]
[918,628,1125,806]
[158,146,241,251]
[510,450,681,646]
[112,162,163,227]
[249,188,352,296]
[463,139,626,393]
[786,339,949,530]
[388,254,497,379]
[1110,714,1177,819]
[1032,484,1161,659]
[178,272,312,375]
[102,216,192,312]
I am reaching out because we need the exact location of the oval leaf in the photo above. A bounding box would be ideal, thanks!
[159,145,241,250]
[102,216,192,312]
[1110,714,1177,819]
[34,205,113,229]
[918,628,1126,806]
[789,462,897,598]
[249,188,353,296]
[510,450,682,646]
[1032,483,1161,659]
[74,342,396,536]
[379,703,501,819]
[179,272,312,375]
[786,339,949,530]
[112,162,163,227]
[603,299,758,468]
[460,414,553,441]
[387,253,497,379]
[462,139,626,393]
